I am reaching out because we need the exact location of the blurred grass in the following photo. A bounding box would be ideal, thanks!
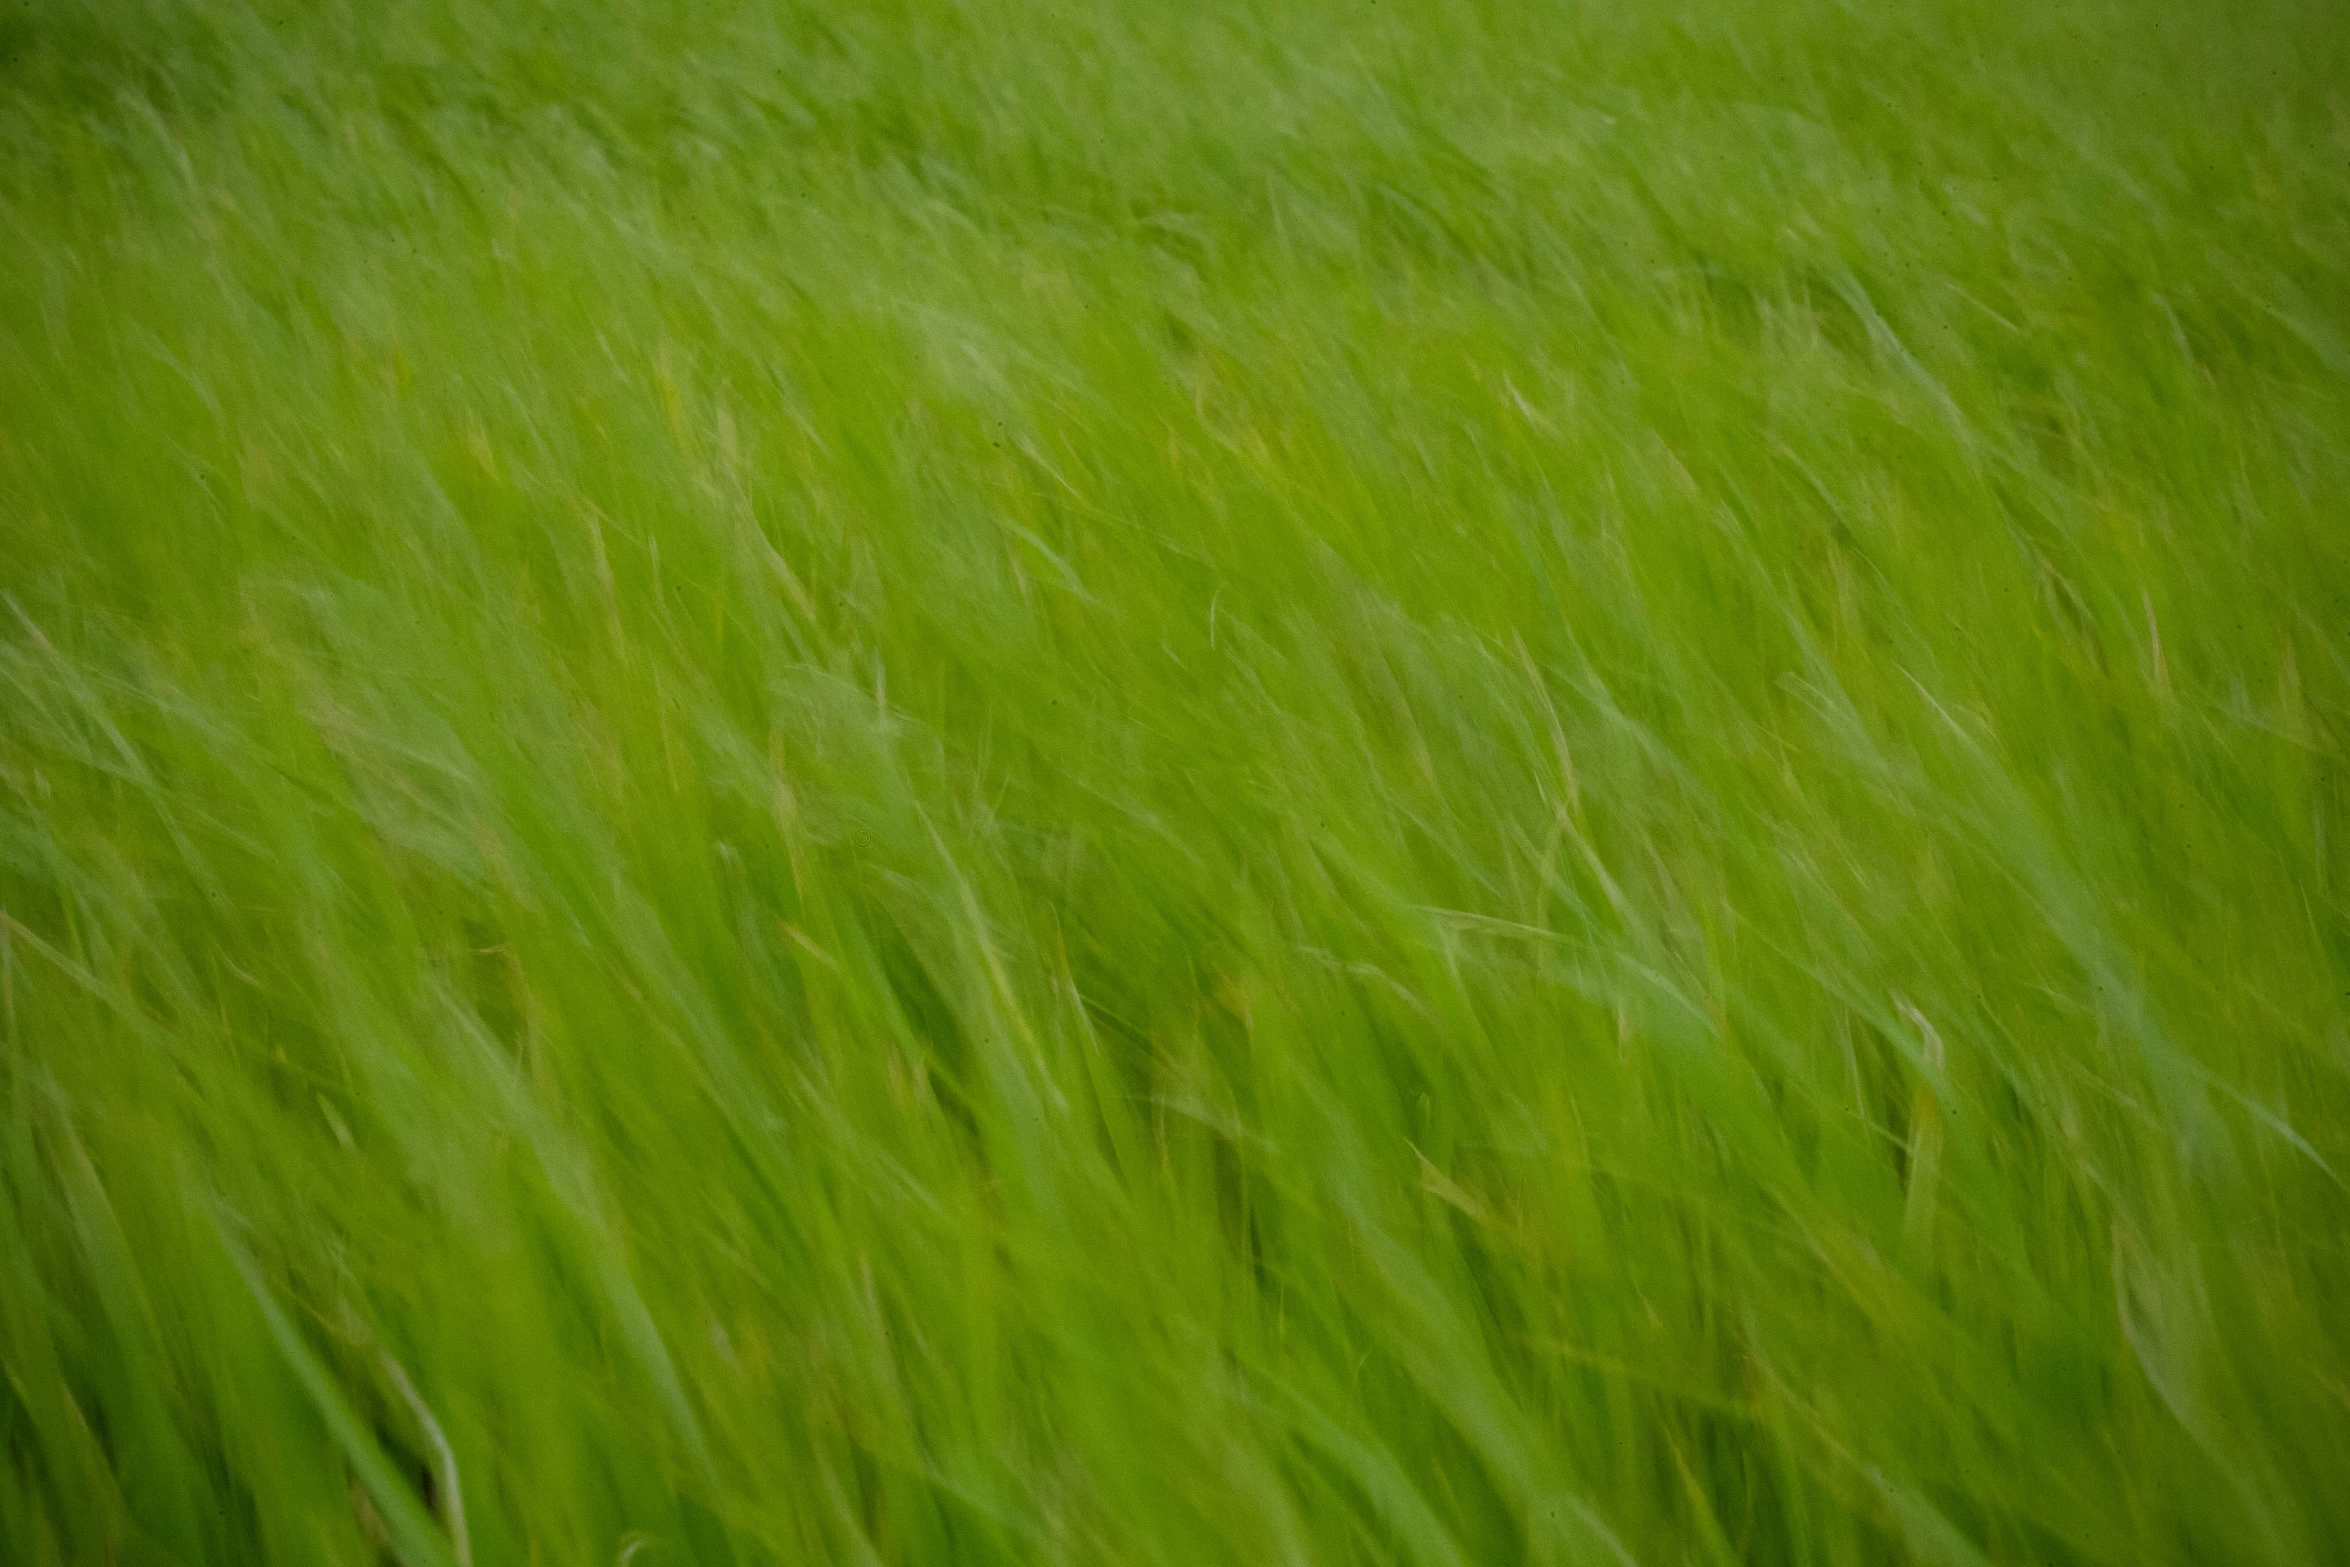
[4,0,2349,1562]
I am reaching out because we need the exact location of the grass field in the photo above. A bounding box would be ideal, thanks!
[5,0,2350,1562]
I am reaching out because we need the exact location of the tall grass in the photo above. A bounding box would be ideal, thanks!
[4,0,2348,1562]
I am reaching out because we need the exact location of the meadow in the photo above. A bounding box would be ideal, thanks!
[4,0,2349,1562]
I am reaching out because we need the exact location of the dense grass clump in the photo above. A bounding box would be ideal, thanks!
[5,0,2349,1561]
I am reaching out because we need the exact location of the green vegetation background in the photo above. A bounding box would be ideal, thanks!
[4,0,2349,1561]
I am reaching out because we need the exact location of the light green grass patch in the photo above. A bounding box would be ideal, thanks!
[3,0,2348,1562]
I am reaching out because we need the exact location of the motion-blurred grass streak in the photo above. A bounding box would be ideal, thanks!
[3,0,2348,1562]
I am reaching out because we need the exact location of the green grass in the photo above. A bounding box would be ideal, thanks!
[4,0,2349,1561]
